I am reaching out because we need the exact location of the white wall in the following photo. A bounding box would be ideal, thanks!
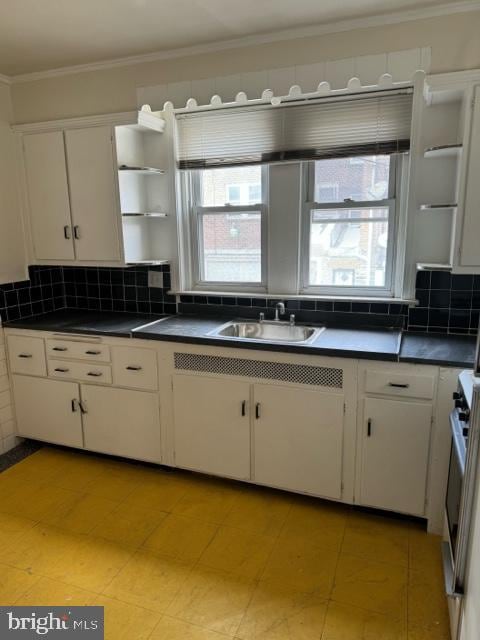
[10,11,480,124]
[0,82,26,284]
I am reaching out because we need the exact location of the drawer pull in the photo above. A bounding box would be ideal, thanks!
[241,400,246,417]
[18,353,33,358]
[388,382,410,389]
[367,418,372,437]
[54,367,70,373]
[126,365,142,371]
[87,371,103,377]
[85,350,101,356]
[52,346,68,352]
[255,402,261,419]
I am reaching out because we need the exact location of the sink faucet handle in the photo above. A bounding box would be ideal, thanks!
[289,314,295,326]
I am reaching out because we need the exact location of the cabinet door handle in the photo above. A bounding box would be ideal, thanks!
[126,365,142,371]
[54,367,70,373]
[64,225,72,240]
[71,399,78,412]
[255,402,261,419]
[87,371,102,377]
[18,353,32,358]
[79,400,87,414]
[73,225,81,240]
[241,400,246,417]
[388,382,410,389]
[367,418,372,437]
[52,346,68,352]
[85,350,101,355]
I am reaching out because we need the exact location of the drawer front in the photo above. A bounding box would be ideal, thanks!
[48,359,112,384]
[8,335,47,376]
[46,339,110,362]
[112,346,158,391]
[365,369,435,400]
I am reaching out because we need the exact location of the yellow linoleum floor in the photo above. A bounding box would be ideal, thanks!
[0,447,449,640]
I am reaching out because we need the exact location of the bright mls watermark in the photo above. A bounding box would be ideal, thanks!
[0,607,104,638]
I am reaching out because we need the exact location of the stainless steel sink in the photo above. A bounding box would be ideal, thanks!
[209,320,324,344]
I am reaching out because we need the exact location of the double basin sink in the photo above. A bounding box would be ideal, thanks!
[209,320,325,345]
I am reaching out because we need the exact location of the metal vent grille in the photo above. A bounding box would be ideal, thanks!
[174,352,343,388]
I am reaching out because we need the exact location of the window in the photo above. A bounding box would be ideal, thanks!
[302,155,397,295]
[188,166,267,288]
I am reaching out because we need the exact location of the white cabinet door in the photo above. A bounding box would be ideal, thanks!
[459,85,480,267]
[23,131,74,261]
[360,397,432,515]
[173,374,251,480]
[12,375,83,447]
[65,126,121,262]
[253,383,344,499]
[81,385,161,463]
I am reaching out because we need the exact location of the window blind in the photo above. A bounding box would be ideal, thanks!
[176,90,413,169]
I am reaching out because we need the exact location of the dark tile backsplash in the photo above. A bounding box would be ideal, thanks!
[1,266,479,336]
[0,266,65,322]
[63,265,175,316]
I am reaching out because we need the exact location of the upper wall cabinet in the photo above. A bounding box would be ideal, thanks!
[19,110,174,267]
[23,126,121,264]
[23,131,75,261]
[65,127,121,262]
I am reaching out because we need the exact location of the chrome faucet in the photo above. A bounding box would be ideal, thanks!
[274,301,285,322]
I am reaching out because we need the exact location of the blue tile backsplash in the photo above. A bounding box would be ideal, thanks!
[1,266,479,336]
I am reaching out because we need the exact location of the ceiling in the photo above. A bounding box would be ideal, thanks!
[0,0,474,77]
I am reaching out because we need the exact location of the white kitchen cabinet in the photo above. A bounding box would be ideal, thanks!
[359,397,432,515]
[253,383,344,499]
[23,131,74,261]
[172,374,251,480]
[65,127,121,262]
[12,375,83,448]
[80,385,161,463]
[22,126,122,264]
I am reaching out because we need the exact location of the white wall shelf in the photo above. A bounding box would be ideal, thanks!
[423,143,462,158]
[118,165,165,174]
[419,203,457,211]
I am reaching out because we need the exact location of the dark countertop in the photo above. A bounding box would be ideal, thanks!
[2,309,166,338]
[400,332,476,368]
[3,310,476,368]
[134,316,402,361]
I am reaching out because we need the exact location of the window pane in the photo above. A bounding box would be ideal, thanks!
[199,166,262,206]
[309,208,389,287]
[201,212,261,282]
[314,155,390,202]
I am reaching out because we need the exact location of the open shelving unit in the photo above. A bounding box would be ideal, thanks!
[115,118,171,264]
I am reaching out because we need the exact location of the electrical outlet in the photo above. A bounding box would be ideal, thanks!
[148,271,164,288]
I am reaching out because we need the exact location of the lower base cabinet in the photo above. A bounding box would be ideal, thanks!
[81,385,161,463]
[172,374,251,480]
[12,375,83,448]
[359,397,432,515]
[253,383,344,499]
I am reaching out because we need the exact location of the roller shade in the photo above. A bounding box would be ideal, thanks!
[176,90,413,169]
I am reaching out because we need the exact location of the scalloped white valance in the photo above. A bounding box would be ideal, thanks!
[137,47,430,112]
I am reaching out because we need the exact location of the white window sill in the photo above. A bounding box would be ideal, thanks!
[171,290,417,305]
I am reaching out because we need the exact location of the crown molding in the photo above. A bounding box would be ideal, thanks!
[5,0,480,85]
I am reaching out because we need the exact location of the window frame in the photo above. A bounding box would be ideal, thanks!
[187,166,268,292]
[300,156,400,298]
